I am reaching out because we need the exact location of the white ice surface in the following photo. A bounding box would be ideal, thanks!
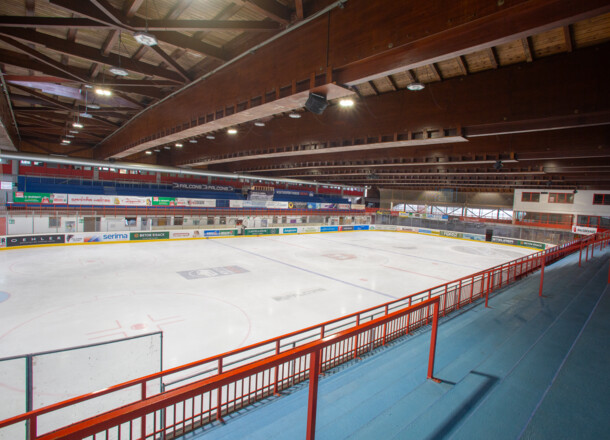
[0,231,534,367]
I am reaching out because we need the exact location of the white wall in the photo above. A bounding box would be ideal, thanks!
[513,189,610,216]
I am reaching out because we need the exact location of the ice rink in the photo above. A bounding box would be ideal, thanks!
[0,230,536,367]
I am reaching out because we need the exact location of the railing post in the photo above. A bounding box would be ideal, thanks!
[382,305,388,345]
[442,284,448,316]
[457,279,462,309]
[353,315,360,359]
[141,381,147,439]
[274,340,281,395]
[586,241,589,262]
[216,358,224,422]
[579,240,583,267]
[485,271,491,308]
[539,255,546,297]
[306,349,321,440]
[470,276,474,303]
[427,301,440,382]
[406,298,412,334]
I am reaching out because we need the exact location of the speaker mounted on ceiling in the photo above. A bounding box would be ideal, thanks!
[305,92,328,115]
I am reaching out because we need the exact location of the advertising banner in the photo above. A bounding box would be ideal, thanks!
[266,201,289,209]
[0,236,6,248]
[340,225,354,231]
[353,225,370,230]
[320,226,339,232]
[68,194,151,206]
[176,198,216,208]
[462,233,485,241]
[307,203,320,209]
[351,204,366,210]
[6,234,65,247]
[13,192,67,204]
[337,204,351,210]
[319,203,337,209]
[172,183,233,192]
[275,189,313,197]
[66,233,129,243]
[288,202,308,209]
[282,227,298,234]
[441,230,463,239]
[519,240,546,250]
[130,232,169,240]
[492,236,518,246]
[151,197,175,206]
[245,228,280,236]
[248,190,274,201]
[230,200,244,208]
[571,225,597,235]
[301,226,319,233]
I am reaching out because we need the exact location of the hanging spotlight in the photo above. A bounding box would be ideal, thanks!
[189,139,197,143]
[339,98,354,107]
[164,146,171,150]
[72,121,84,129]
[206,134,216,139]
[95,88,112,96]
[254,121,265,127]
[109,66,129,76]
[154,149,161,152]
[86,103,100,110]
[79,112,93,118]
[145,151,152,155]
[175,143,183,147]
[227,128,238,134]
[69,130,79,134]
[407,82,425,91]
[66,134,75,138]
[288,112,301,119]
[61,139,71,144]
[134,0,158,46]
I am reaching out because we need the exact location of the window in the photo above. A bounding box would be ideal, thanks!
[548,193,574,204]
[521,192,540,202]
[593,194,610,205]
[49,217,61,227]
[174,217,183,226]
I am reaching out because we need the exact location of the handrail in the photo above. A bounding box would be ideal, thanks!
[1,231,607,439]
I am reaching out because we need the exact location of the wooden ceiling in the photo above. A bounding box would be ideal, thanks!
[1,0,609,192]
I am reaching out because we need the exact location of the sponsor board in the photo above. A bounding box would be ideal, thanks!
[130,232,169,240]
[282,227,298,234]
[170,231,194,239]
[69,233,130,243]
[204,230,219,237]
[7,234,65,247]
[172,183,233,192]
[320,226,339,232]
[178,265,248,280]
[492,236,518,245]
[275,189,314,197]
[441,230,463,239]
[337,204,351,210]
[230,200,244,208]
[351,204,366,210]
[244,228,280,236]
[68,194,151,206]
[340,225,354,231]
[0,237,6,248]
[289,202,308,209]
[176,198,216,208]
[572,225,597,235]
[13,192,67,204]
[218,229,237,236]
[519,240,546,250]
[353,225,369,230]
[152,197,176,206]
[418,229,432,234]
[301,226,318,233]
[462,233,485,241]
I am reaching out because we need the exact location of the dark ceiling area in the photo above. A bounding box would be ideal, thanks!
[0,0,609,192]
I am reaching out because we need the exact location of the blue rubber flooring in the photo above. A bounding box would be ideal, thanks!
[181,247,610,440]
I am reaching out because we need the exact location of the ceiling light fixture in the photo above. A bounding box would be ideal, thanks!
[227,128,237,134]
[339,98,354,107]
[61,139,71,144]
[69,130,79,134]
[95,88,112,96]
[79,112,93,118]
[288,112,301,119]
[175,143,183,147]
[154,149,161,152]
[254,121,265,127]
[145,151,152,155]
[86,103,100,110]
[110,32,129,76]
[189,139,197,143]
[72,121,83,129]
[164,146,171,150]
[407,82,425,91]
[134,0,158,46]
[66,134,75,138]
[206,134,216,139]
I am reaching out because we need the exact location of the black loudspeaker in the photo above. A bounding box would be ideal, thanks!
[305,92,328,114]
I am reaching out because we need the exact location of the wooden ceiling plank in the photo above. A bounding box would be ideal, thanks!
[151,46,191,82]
[0,17,109,29]
[563,25,573,52]
[521,37,534,62]
[456,56,469,75]
[295,0,304,21]
[240,0,291,25]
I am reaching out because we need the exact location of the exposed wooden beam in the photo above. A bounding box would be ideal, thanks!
[485,47,498,69]
[240,0,291,25]
[429,63,442,81]
[0,35,87,83]
[456,56,468,76]
[368,81,379,96]
[151,46,191,82]
[521,37,534,62]
[0,28,186,83]
[25,0,35,16]
[295,0,304,20]
[563,25,573,52]
[9,83,74,111]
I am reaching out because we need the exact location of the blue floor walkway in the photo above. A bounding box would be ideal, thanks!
[182,247,610,440]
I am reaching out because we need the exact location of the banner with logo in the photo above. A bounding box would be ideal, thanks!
[282,227,298,234]
[230,200,244,208]
[351,204,365,210]
[68,194,151,206]
[0,236,5,248]
[244,228,279,236]
[6,234,65,247]
[572,225,597,235]
[130,232,169,240]
[320,226,339,232]
[275,189,314,197]
[172,183,233,192]
[441,230,463,239]
[13,192,67,204]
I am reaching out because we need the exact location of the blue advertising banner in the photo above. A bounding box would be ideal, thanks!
[282,228,298,234]
[353,225,369,230]
[320,226,339,232]
[204,230,219,237]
